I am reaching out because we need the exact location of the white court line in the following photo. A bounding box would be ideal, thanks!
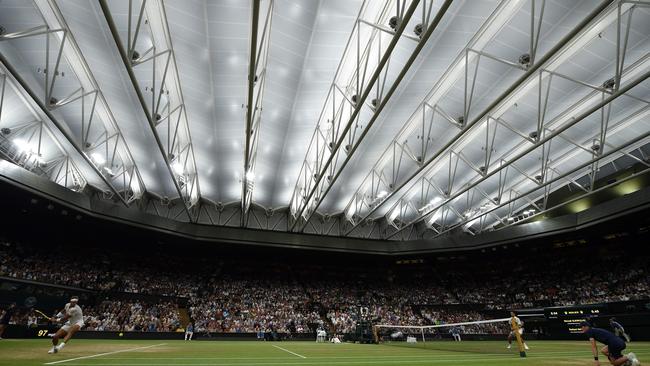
[51,352,650,366]
[43,343,166,365]
[271,345,307,359]
[98,350,594,360]
[52,353,650,365]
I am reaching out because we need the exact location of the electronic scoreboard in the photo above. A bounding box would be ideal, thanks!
[544,304,607,334]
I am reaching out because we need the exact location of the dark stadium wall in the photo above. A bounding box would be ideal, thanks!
[0,160,394,254]
[2,158,650,255]
[0,278,93,313]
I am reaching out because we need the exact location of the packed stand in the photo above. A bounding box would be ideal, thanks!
[1,238,649,334]
[188,276,321,333]
[420,308,510,334]
[83,300,181,332]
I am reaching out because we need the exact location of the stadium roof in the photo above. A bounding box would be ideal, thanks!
[0,0,649,244]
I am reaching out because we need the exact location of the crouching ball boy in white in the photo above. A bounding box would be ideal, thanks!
[49,296,84,354]
[185,322,194,341]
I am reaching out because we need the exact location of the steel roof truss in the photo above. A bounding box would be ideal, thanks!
[242,0,274,225]
[361,1,643,239]
[99,0,202,221]
[418,75,650,239]
[289,0,454,231]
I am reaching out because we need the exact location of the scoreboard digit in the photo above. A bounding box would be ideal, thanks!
[37,329,50,337]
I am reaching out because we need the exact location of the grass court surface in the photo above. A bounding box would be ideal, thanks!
[1,339,648,366]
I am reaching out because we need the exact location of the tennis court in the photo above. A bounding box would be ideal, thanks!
[1,340,649,366]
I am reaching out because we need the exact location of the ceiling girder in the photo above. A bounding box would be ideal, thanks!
[288,0,422,230]
[0,24,139,204]
[290,0,455,233]
[0,85,86,191]
[473,133,649,237]
[344,0,619,236]
[341,0,535,235]
[37,0,146,203]
[385,67,650,239]
[99,0,201,222]
[242,0,274,225]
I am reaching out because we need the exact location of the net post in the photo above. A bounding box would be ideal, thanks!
[372,325,379,344]
[511,317,526,357]
[420,326,425,344]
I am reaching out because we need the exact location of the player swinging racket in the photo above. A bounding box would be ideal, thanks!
[581,321,641,366]
[507,311,529,350]
[610,318,632,343]
[48,296,84,354]
[0,303,17,340]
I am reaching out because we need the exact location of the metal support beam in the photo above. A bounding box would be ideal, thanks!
[433,105,650,238]
[0,55,129,205]
[33,0,146,203]
[242,0,261,226]
[242,0,274,226]
[99,0,198,221]
[488,135,650,233]
[288,0,431,231]
[340,0,532,235]
[296,0,454,233]
[344,0,616,236]
[387,68,650,238]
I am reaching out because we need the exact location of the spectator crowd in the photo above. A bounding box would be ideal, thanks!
[83,300,181,332]
[1,239,648,335]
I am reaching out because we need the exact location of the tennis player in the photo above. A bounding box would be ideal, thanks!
[507,311,529,350]
[48,296,84,354]
[581,321,640,366]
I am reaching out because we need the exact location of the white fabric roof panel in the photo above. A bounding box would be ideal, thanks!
[0,0,647,237]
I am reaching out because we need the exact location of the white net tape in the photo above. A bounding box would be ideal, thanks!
[374,314,542,343]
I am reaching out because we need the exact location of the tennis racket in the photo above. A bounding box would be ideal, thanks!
[34,309,54,322]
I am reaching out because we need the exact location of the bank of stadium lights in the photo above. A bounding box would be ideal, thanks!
[345,202,357,222]
[505,209,536,225]
[425,197,444,226]
[13,138,44,164]
[367,189,389,206]
[171,161,184,176]
[91,152,114,177]
[419,196,443,212]
[388,206,400,223]
[462,217,479,232]
[427,210,442,226]
[101,166,114,177]
[460,202,499,230]
[245,170,255,182]
[90,152,105,165]
[614,179,643,196]
[13,138,31,153]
